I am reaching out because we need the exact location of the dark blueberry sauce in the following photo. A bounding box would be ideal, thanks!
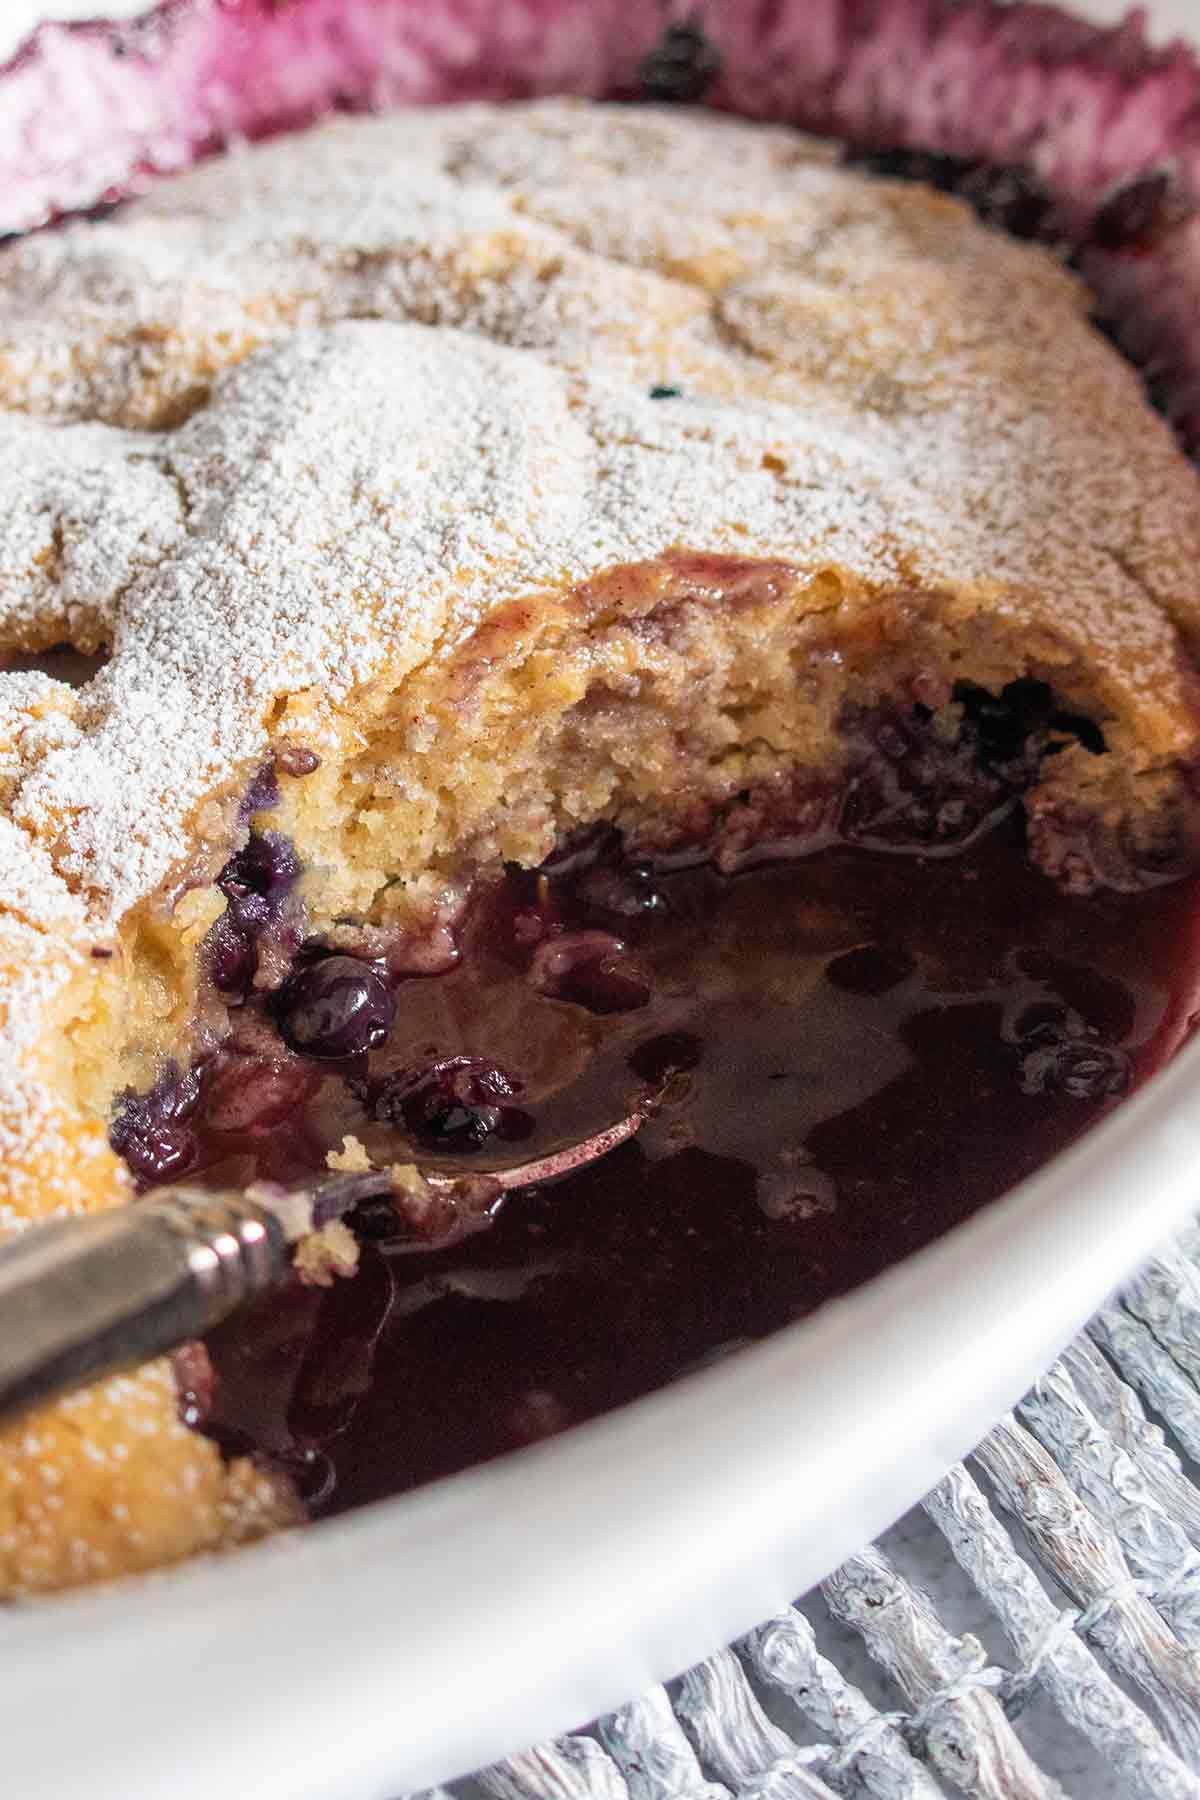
[127,805,1200,1519]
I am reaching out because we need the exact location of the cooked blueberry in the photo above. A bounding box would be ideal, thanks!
[1018,1036,1130,1100]
[1092,170,1194,251]
[418,1102,500,1151]
[227,888,273,935]
[110,1066,201,1185]
[218,829,301,934]
[165,1067,201,1121]
[849,150,1051,241]
[827,945,916,996]
[275,955,394,1059]
[838,696,1028,850]
[239,759,280,821]
[369,1055,531,1152]
[649,385,682,400]
[207,831,301,990]
[111,1064,200,1133]
[841,676,1105,856]
[124,1124,196,1184]
[206,914,257,997]
[528,931,650,1014]
[636,19,720,103]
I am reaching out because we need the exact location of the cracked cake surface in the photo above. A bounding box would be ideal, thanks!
[2,97,1200,1592]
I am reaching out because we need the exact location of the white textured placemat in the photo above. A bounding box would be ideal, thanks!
[432,1221,1200,1800]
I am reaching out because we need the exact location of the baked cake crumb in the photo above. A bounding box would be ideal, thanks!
[293,1220,360,1288]
[326,1135,372,1174]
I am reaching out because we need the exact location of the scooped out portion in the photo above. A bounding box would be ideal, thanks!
[184,823,1200,1513]
[2,98,1200,1594]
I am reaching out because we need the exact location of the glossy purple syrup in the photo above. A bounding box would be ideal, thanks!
[174,817,1200,1517]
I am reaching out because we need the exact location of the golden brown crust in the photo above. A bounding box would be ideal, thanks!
[0,1360,298,1595]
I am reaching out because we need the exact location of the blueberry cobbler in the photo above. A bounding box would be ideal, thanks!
[3,0,1200,1593]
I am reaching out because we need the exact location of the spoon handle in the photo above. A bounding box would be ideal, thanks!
[0,1103,650,1426]
[0,1189,288,1425]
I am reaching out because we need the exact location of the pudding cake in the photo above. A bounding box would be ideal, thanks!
[1,94,1200,1593]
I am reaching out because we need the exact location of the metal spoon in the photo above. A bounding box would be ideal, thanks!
[0,1105,647,1426]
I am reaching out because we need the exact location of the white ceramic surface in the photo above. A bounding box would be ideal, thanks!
[3,4,1200,1798]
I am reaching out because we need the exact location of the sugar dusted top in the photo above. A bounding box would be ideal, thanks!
[0,102,1198,942]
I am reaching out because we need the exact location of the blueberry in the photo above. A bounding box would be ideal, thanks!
[369,1056,531,1153]
[217,830,300,934]
[275,955,395,1059]
[239,759,280,821]
[1092,171,1194,252]
[206,913,257,997]
[636,20,720,104]
[848,150,1051,242]
[1018,1036,1130,1101]
[207,831,299,995]
[161,1066,201,1121]
[110,1064,201,1185]
[839,697,1018,851]
[116,1123,197,1185]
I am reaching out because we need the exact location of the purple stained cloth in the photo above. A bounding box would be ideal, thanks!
[2,0,1200,443]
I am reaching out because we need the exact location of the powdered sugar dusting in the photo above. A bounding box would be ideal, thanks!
[0,107,1197,913]
[0,98,1196,1182]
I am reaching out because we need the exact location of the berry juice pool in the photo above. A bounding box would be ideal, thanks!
[161,815,1200,1519]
